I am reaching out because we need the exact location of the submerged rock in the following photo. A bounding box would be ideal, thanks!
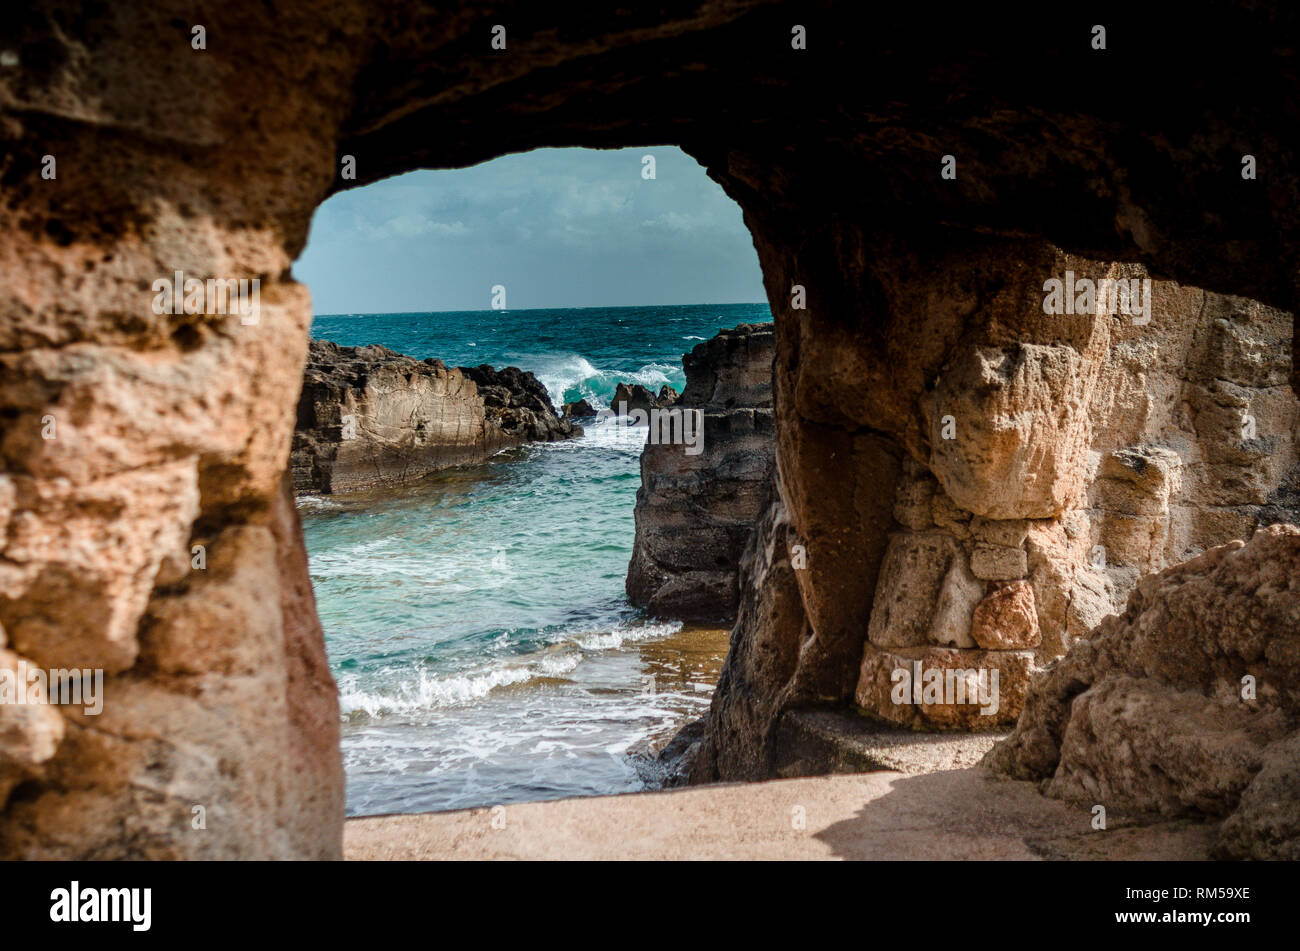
[626,324,776,622]
[292,340,578,494]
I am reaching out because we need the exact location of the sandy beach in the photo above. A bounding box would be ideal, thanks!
[344,767,1215,861]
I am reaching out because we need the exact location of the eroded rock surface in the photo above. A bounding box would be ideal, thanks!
[626,324,775,621]
[292,340,577,494]
[985,525,1300,860]
[3,0,1300,858]
[694,242,1299,781]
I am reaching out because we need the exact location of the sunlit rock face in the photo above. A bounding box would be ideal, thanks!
[292,340,576,495]
[985,525,1300,860]
[2,1,1299,856]
[846,259,1298,732]
[691,242,1299,781]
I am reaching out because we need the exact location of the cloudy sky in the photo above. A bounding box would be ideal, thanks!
[294,147,766,314]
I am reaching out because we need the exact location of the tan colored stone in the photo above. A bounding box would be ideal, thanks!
[970,543,1028,580]
[970,581,1042,649]
[970,516,1029,549]
[866,533,960,648]
[930,487,972,539]
[855,643,1035,730]
[893,467,937,531]
[928,557,984,648]
[987,527,1300,858]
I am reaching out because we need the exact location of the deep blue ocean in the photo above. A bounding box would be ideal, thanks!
[301,303,772,815]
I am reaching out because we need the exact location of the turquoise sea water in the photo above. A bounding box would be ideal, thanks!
[301,303,772,816]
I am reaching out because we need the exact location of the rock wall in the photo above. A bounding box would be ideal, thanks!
[292,340,577,494]
[692,241,1299,780]
[853,264,1298,731]
[985,525,1300,859]
[626,324,775,621]
[4,0,1300,857]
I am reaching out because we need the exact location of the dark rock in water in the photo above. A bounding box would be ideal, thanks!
[625,324,776,623]
[458,363,578,442]
[680,323,775,408]
[292,340,578,494]
[610,382,662,415]
[657,385,680,406]
[562,398,597,419]
[652,716,709,787]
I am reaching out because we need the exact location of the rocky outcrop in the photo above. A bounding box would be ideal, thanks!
[985,525,1300,860]
[562,399,597,419]
[5,0,1300,858]
[846,264,1299,732]
[693,244,1299,782]
[292,340,577,494]
[610,382,666,414]
[626,324,776,621]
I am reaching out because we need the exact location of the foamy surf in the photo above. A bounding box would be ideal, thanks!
[301,303,769,816]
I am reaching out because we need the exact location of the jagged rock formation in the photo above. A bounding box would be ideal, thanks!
[562,398,597,419]
[626,324,776,621]
[292,340,577,494]
[985,526,1300,859]
[610,382,667,414]
[4,0,1300,858]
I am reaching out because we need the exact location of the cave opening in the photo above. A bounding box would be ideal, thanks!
[4,1,1298,862]
[290,145,772,815]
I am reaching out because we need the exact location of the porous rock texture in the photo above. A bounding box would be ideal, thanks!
[846,266,1299,732]
[292,339,576,494]
[626,323,775,621]
[3,1,1300,857]
[985,526,1300,860]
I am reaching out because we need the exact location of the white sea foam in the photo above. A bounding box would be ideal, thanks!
[529,352,684,410]
[338,650,583,718]
[570,619,682,652]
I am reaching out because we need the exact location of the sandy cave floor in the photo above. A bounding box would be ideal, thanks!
[344,766,1215,861]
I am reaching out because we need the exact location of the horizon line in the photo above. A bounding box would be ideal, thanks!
[311,300,772,318]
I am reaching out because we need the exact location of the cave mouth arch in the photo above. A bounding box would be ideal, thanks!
[1,2,1297,859]
[288,146,769,817]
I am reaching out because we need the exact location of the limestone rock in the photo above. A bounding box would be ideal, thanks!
[970,544,1028,580]
[5,0,1300,860]
[562,398,597,419]
[928,557,984,648]
[926,343,1100,520]
[985,526,1300,858]
[855,644,1035,730]
[867,533,962,648]
[1045,676,1287,816]
[970,581,1041,649]
[1215,734,1300,860]
[292,340,577,494]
